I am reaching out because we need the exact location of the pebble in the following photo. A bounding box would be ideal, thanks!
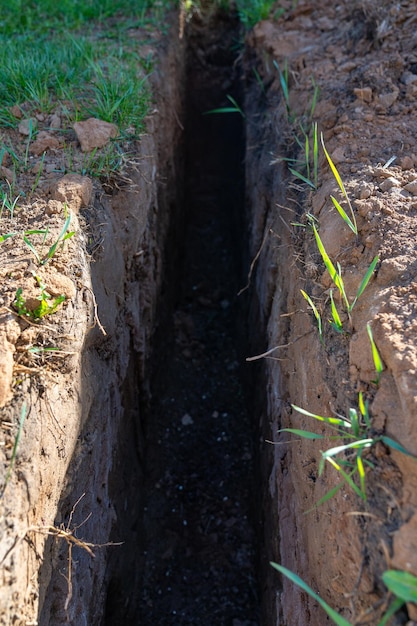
[353,87,372,103]
[400,155,414,170]
[354,183,372,199]
[403,180,417,195]
[18,117,38,135]
[181,413,194,426]
[379,176,401,191]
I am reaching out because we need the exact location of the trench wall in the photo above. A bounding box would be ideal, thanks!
[244,7,417,624]
[39,30,186,626]
[242,60,369,626]
[0,19,185,626]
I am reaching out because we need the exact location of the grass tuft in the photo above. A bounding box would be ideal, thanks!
[271,563,414,626]
[286,401,417,506]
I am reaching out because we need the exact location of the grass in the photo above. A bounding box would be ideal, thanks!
[271,563,416,626]
[0,1,158,187]
[0,183,20,219]
[265,33,415,626]
[274,64,320,188]
[308,216,379,325]
[285,395,416,507]
[17,213,75,266]
[329,289,343,333]
[321,133,357,235]
[0,0,170,36]
[205,94,246,117]
[236,0,281,27]
[286,313,411,507]
[367,322,384,384]
[14,276,66,321]
[0,35,151,137]
[283,398,374,504]
[300,289,323,343]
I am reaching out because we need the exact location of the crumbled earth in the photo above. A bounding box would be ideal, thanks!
[1,1,417,625]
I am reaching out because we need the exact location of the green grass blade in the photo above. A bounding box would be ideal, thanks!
[305,481,345,513]
[358,391,366,416]
[23,235,42,264]
[24,229,48,236]
[312,122,318,188]
[205,107,243,115]
[291,404,351,428]
[329,289,343,332]
[270,563,353,626]
[205,95,245,118]
[326,457,366,500]
[28,346,61,353]
[377,597,405,626]
[300,290,323,340]
[311,223,337,280]
[349,408,360,438]
[321,134,346,190]
[321,133,357,235]
[366,322,384,384]
[359,392,371,429]
[273,60,289,104]
[382,570,417,603]
[0,232,17,243]
[226,95,244,113]
[330,195,356,234]
[43,213,73,264]
[349,256,379,312]
[205,95,245,117]
[310,79,319,119]
[278,428,324,440]
[381,436,417,459]
[321,439,374,459]
[304,132,310,181]
[310,222,349,308]
[356,453,366,498]
[252,67,266,94]
[289,168,316,188]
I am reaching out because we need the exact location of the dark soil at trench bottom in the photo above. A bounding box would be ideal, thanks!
[135,15,260,626]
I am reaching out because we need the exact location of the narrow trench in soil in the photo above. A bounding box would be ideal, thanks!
[104,13,261,626]
[136,16,259,625]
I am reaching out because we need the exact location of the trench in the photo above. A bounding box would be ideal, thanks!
[104,12,262,626]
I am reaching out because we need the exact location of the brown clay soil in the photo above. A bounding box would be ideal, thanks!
[1,1,417,625]
[244,1,417,624]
